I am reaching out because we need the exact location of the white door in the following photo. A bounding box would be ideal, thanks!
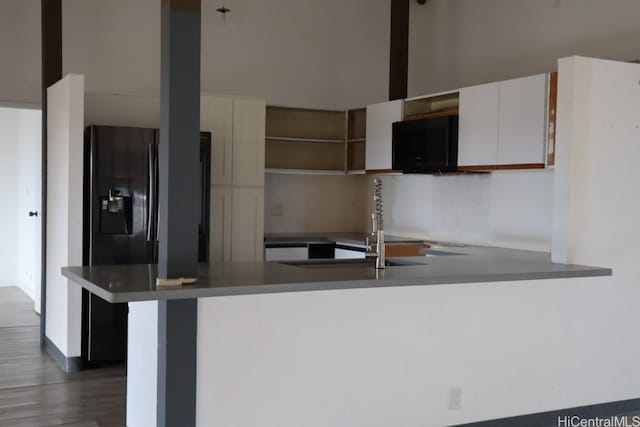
[17,109,42,313]
[458,82,500,167]
[231,188,264,262]
[365,100,403,170]
[232,98,266,187]
[201,95,234,186]
[497,74,548,165]
[210,187,232,263]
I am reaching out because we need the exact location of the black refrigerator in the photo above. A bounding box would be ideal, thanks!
[82,125,211,366]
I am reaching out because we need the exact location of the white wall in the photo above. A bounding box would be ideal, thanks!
[553,56,640,269]
[409,0,640,97]
[127,57,640,427]
[0,108,20,286]
[0,107,42,306]
[194,275,621,427]
[190,57,640,427]
[0,0,40,107]
[265,174,368,234]
[63,0,389,110]
[127,301,158,427]
[45,75,84,357]
[17,109,42,304]
[376,170,554,251]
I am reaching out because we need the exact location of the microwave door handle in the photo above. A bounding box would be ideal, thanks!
[154,143,160,243]
[146,143,154,242]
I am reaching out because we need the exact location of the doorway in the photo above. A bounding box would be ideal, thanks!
[0,107,42,314]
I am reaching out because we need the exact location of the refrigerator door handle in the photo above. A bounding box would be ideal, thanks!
[146,143,155,242]
[155,142,160,244]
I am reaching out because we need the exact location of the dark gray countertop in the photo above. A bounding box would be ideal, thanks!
[62,244,612,303]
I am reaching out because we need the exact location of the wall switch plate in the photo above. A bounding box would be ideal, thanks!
[449,386,462,410]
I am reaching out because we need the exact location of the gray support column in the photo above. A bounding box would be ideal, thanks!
[157,299,198,427]
[157,1,201,425]
[158,0,202,279]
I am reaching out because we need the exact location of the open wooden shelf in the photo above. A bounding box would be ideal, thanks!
[265,106,368,174]
[266,138,345,171]
[404,107,459,121]
[404,92,460,120]
[266,168,346,176]
[266,106,345,140]
[265,106,346,172]
[347,108,366,172]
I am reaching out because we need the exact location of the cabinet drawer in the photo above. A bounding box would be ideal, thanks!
[265,246,308,261]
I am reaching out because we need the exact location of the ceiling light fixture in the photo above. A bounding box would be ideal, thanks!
[216,0,230,15]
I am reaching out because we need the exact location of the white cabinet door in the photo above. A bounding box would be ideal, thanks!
[497,74,547,165]
[265,247,308,261]
[210,187,232,263]
[201,95,233,186]
[231,188,265,262]
[458,82,500,167]
[233,98,266,187]
[365,100,403,170]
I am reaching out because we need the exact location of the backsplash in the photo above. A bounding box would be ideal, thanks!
[265,173,368,234]
[370,169,554,251]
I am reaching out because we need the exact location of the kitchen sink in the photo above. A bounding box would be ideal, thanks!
[279,258,425,269]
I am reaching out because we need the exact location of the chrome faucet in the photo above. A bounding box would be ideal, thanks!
[365,178,385,269]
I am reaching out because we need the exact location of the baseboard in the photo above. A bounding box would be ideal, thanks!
[455,398,640,427]
[16,280,36,302]
[43,336,82,373]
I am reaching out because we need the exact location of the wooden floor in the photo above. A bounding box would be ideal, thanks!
[0,287,126,427]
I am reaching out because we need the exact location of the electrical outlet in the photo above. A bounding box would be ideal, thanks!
[449,386,462,410]
[270,204,284,217]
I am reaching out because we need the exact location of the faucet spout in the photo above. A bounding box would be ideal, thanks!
[367,178,385,269]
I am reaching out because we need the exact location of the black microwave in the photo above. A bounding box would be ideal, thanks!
[392,116,459,174]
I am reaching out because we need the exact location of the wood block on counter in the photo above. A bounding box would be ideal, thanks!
[369,242,430,257]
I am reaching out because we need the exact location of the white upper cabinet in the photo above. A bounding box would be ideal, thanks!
[458,74,548,168]
[458,82,500,167]
[232,98,266,187]
[201,95,234,186]
[365,100,403,170]
[497,74,547,165]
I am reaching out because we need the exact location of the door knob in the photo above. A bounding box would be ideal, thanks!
[28,211,38,217]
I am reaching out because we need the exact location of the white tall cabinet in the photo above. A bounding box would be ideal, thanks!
[365,99,403,170]
[497,74,547,165]
[458,82,500,167]
[202,95,266,263]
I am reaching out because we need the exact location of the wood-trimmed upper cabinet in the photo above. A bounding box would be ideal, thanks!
[458,74,548,170]
[365,100,403,171]
[458,82,500,168]
[497,74,547,166]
